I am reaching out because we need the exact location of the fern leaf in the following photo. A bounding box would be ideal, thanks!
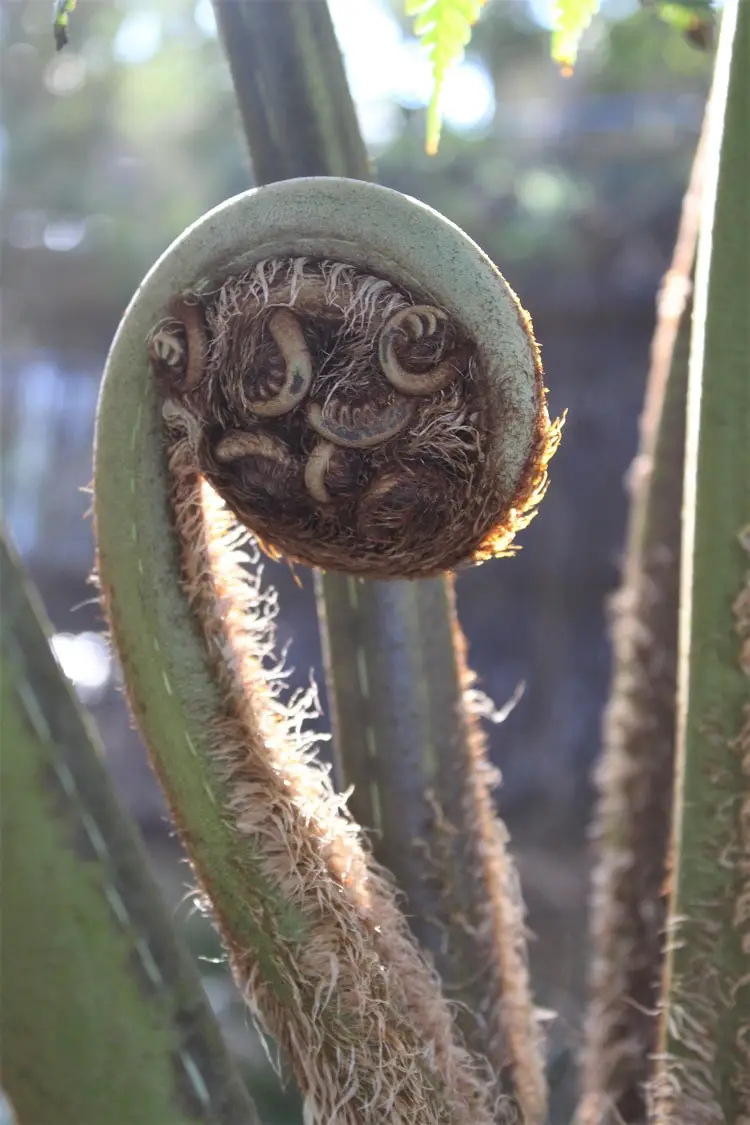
[406,0,488,155]
[652,1,715,49]
[550,0,601,72]
[53,0,78,51]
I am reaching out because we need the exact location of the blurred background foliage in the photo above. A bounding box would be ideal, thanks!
[0,1,713,1120]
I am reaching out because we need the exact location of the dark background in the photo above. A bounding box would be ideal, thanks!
[0,1,712,1119]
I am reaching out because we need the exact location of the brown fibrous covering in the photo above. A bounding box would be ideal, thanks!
[157,434,509,1124]
[148,257,560,579]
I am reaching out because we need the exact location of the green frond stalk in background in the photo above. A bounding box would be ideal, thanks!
[0,530,259,1125]
[581,116,706,1124]
[550,0,601,71]
[405,0,488,155]
[652,0,750,1118]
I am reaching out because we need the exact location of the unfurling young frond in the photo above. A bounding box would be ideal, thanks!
[406,0,488,155]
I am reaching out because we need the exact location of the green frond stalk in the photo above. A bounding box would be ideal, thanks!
[211,0,370,184]
[211,4,548,1118]
[94,213,502,1124]
[580,118,707,1125]
[0,531,258,1125]
[651,0,750,1119]
[94,3,526,1115]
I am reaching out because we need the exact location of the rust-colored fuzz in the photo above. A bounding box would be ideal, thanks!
[148,258,555,578]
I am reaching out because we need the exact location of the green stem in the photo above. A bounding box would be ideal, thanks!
[581,118,706,1125]
[212,0,371,183]
[318,573,542,1096]
[653,0,750,1119]
[0,530,258,1125]
[211,1,546,1113]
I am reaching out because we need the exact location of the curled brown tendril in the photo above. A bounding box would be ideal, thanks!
[307,397,415,449]
[304,441,336,504]
[208,427,302,513]
[151,257,557,578]
[378,305,459,396]
[148,297,207,394]
[245,308,313,417]
[214,430,291,465]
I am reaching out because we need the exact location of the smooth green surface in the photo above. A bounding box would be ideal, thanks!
[213,0,372,185]
[660,0,750,1115]
[318,573,514,1058]
[0,533,259,1125]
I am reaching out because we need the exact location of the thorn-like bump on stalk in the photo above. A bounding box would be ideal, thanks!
[379,305,459,396]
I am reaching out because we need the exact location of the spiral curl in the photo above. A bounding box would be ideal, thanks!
[148,257,559,578]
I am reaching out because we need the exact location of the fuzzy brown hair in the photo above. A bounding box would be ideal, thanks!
[155,425,511,1125]
[148,257,559,580]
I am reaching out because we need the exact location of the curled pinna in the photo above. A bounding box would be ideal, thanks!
[143,178,560,579]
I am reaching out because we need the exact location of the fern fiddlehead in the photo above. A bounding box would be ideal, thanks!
[150,203,557,579]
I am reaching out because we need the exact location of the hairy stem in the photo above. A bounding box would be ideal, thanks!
[95,271,504,1122]
[211,0,546,1115]
[580,116,707,1125]
[651,0,750,1119]
[0,531,258,1125]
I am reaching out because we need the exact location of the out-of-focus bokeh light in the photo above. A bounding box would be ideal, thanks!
[50,631,112,704]
[113,10,164,65]
[0,1089,15,1125]
[44,51,87,96]
[330,0,495,145]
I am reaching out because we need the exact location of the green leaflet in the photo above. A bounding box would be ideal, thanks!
[550,0,601,70]
[53,0,78,51]
[654,1,715,48]
[405,0,488,154]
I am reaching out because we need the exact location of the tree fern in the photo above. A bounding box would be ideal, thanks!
[550,0,601,71]
[406,0,488,155]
